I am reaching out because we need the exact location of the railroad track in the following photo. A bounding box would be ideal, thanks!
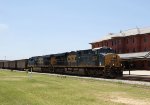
[119,75,150,82]
[1,69,150,86]
[35,72,150,86]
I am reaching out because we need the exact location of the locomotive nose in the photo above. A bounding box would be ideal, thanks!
[111,55,119,66]
[104,54,120,67]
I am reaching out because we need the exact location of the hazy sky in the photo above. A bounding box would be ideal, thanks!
[0,0,150,60]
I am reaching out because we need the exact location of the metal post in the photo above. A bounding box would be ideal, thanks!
[129,60,131,75]
[30,67,33,78]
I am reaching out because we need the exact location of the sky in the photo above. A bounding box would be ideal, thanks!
[0,0,150,60]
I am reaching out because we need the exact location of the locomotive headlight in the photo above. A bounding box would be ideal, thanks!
[113,63,115,66]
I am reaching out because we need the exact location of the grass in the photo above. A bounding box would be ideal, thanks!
[0,69,150,105]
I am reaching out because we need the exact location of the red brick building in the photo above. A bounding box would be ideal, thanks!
[90,27,150,70]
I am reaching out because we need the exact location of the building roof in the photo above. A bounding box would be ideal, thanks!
[118,51,150,60]
[90,27,150,44]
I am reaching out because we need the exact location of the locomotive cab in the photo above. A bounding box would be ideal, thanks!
[28,57,37,67]
[92,46,115,67]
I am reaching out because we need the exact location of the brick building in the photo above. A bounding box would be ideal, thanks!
[90,27,150,70]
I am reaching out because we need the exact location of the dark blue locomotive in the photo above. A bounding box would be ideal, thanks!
[28,47,122,78]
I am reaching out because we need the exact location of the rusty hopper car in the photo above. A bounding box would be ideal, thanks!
[16,59,28,70]
[9,61,17,70]
[4,61,9,69]
[0,62,4,68]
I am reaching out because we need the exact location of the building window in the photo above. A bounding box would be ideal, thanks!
[133,48,135,52]
[118,39,121,45]
[106,42,108,46]
[93,45,95,48]
[104,42,106,46]
[112,41,113,46]
[144,48,147,51]
[117,40,119,45]
[101,42,103,46]
[133,38,134,43]
[126,49,129,53]
[114,40,116,45]
[119,50,122,53]
[117,50,119,53]
[116,50,118,53]
[126,38,128,44]
[144,37,147,42]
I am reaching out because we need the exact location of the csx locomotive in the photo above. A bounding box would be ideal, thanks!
[0,47,123,78]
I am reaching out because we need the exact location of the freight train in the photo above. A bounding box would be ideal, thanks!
[0,47,123,78]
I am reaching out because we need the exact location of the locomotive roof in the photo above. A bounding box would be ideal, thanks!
[51,52,68,57]
[77,49,92,51]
